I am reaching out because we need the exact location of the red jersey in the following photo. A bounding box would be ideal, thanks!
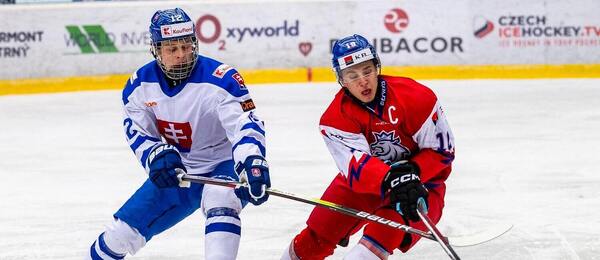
[319,75,455,195]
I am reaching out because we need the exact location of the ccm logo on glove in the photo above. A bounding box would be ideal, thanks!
[389,173,420,188]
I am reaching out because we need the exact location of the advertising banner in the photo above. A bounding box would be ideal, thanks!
[0,0,599,80]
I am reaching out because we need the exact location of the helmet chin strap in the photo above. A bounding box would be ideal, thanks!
[166,77,182,88]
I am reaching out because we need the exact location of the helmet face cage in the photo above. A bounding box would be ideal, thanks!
[151,35,198,80]
[148,8,198,81]
[331,34,381,85]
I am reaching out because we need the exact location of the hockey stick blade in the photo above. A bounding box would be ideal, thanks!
[446,223,513,247]
[180,174,436,241]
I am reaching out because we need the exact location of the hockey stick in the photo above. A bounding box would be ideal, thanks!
[417,201,461,260]
[180,174,436,241]
[180,174,511,249]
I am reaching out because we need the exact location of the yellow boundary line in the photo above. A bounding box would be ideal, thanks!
[1,64,599,96]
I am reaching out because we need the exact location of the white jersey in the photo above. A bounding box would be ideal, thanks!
[122,56,266,175]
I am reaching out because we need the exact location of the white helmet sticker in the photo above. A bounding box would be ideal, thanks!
[338,48,375,70]
[160,21,194,39]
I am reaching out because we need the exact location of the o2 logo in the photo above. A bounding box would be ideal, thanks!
[195,14,300,52]
[384,8,409,34]
[195,14,225,50]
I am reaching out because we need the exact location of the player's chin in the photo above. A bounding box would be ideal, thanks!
[364,96,377,103]
[357,95,374,103]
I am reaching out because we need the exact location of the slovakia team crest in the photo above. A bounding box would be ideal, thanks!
[157,119,193,153]
[369,130,410,163]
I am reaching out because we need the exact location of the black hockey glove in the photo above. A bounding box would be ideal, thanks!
[382,161,428,222]
[147,144,186,188]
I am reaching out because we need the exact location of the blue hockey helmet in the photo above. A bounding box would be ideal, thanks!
[331,34,380,84]
[149,8,198,80]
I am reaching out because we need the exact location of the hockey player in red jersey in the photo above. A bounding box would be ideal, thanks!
[281,34,455,259]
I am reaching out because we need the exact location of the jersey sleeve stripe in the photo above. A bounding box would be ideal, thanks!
[140,145,154,168]
[319,125,372,154]
[240,122,266,136]
[129,137,145,151]
[232,136,266,157]
[129,135,161,152]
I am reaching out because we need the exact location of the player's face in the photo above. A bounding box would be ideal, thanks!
[340,61,378,103]
[158,38,195,70]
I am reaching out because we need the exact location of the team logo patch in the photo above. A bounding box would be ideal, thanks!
[251,168,262,177]
[231,72,247,90]
[212,64,233,78]
[157,119,193,153]
[369,130,410,163]
[240,99,256,112]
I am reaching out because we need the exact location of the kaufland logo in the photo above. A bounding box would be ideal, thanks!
[161,21,194,38]
[172,27,193,35]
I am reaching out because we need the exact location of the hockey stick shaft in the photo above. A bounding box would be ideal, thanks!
[181,174,436,241]
[417,202,461,260]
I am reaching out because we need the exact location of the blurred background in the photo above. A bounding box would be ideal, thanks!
[1,0,599,93]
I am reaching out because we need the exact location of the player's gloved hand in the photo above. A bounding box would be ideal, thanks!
[234,155,271,205]
[147,144,186,188]
[382,161,428,221]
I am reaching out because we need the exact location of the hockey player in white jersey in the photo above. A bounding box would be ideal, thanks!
[87,8,270,259]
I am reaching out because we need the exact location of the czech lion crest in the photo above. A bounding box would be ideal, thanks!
[369,130,410,163]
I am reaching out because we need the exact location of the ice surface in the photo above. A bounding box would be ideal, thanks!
[0,79,599,259]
